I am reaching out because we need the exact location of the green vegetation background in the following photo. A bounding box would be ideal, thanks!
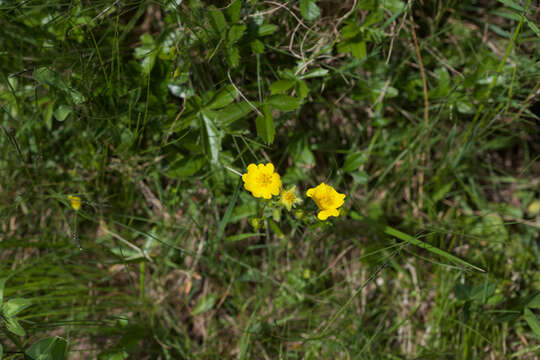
[1,0,539,358]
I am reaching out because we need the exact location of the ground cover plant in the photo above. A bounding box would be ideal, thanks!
[1,0,539,358]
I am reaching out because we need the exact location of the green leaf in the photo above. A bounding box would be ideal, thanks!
[200,111,221,164]
[226,233,263,242]
[226,0,242,22]
[250,39,264,54]
[258,24,278,36]
[226,46,240,68]
[0,278,6,304]
[300,0,320,21]
[208,6,227,35]
[98,351,129,360]
[384,226,485,272]
[255,105,275,144]
[5,317,25,336]
[192,293,217,315]
[206,85,238,110]
[34,67,86,104]
[524,308,540,337]
[0,343,3,359]
[54,105,72,122]
[269,79,296,94]
[25,336,68,360]
[527,294,540,309]
[2,298,31,317]
[227,24,246,43]
[266,95,300,111]
[524,18,540,39]
[168,155,206,179]
[496,0,524,11]
[215,102,254,126]
[343,152,368,173]
[296,80,309,99]
[351,41,367,59]
[299,68,329,79]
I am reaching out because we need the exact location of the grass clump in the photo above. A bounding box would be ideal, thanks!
[1,0,539,358]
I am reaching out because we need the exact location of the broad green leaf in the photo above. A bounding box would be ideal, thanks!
[258,24,278,36]
[300,0,320,21]
[215,102,254,126]
[206,85,238,110]
[192,293,217,315]
[0,278,5,304]
[267,95,300,111]
[226,0,242,22]
[299,68,329,79]
[54,105,72,122]
[2,298,31,317]
[385,226,485,272]
[255,105,275,144]
[524,308,540,337]
[469,283,496,302]
[227,24,246,43]
[5,317,25,336]
[168,155,206,179]
[527,294,540,309]
[351,41,367,59]
[208,6,227,35]
[269,79,295,94]
[343,152,368,173]
[25,336,68,360]
[296,80,308,99]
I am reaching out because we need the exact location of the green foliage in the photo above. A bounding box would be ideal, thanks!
[0,0,539,358]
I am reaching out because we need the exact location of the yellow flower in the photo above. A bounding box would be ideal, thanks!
[280,186,301,211]
[306,182,346,220]
[68,195,81,211]
[242,163,282,199]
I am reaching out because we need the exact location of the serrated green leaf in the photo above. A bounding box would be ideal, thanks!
[255,105,275,144]
[208,6,227,35]
[226,0,242,22]
[266,95,300,111]
[206,85,238,110]
[25,336,68,360]
[227,24,246,43]
[300,0,320,21]
[524,308,540,337]
[343,152,368,173]
[351,41,367,59]
[192,293,217,315]
[269,79,295,94]
[258,24,278,36]
[5,317,25,336]
[250,39,264,54]
[2,298,31,317]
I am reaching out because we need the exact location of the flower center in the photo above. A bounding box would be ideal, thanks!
[257,173,272,186]
[284,192,295,203]
[317,195,334,209]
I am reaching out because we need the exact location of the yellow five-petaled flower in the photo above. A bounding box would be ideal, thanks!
[68,195,81,211]
[242,163,282,199]
[306,182,345,220]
